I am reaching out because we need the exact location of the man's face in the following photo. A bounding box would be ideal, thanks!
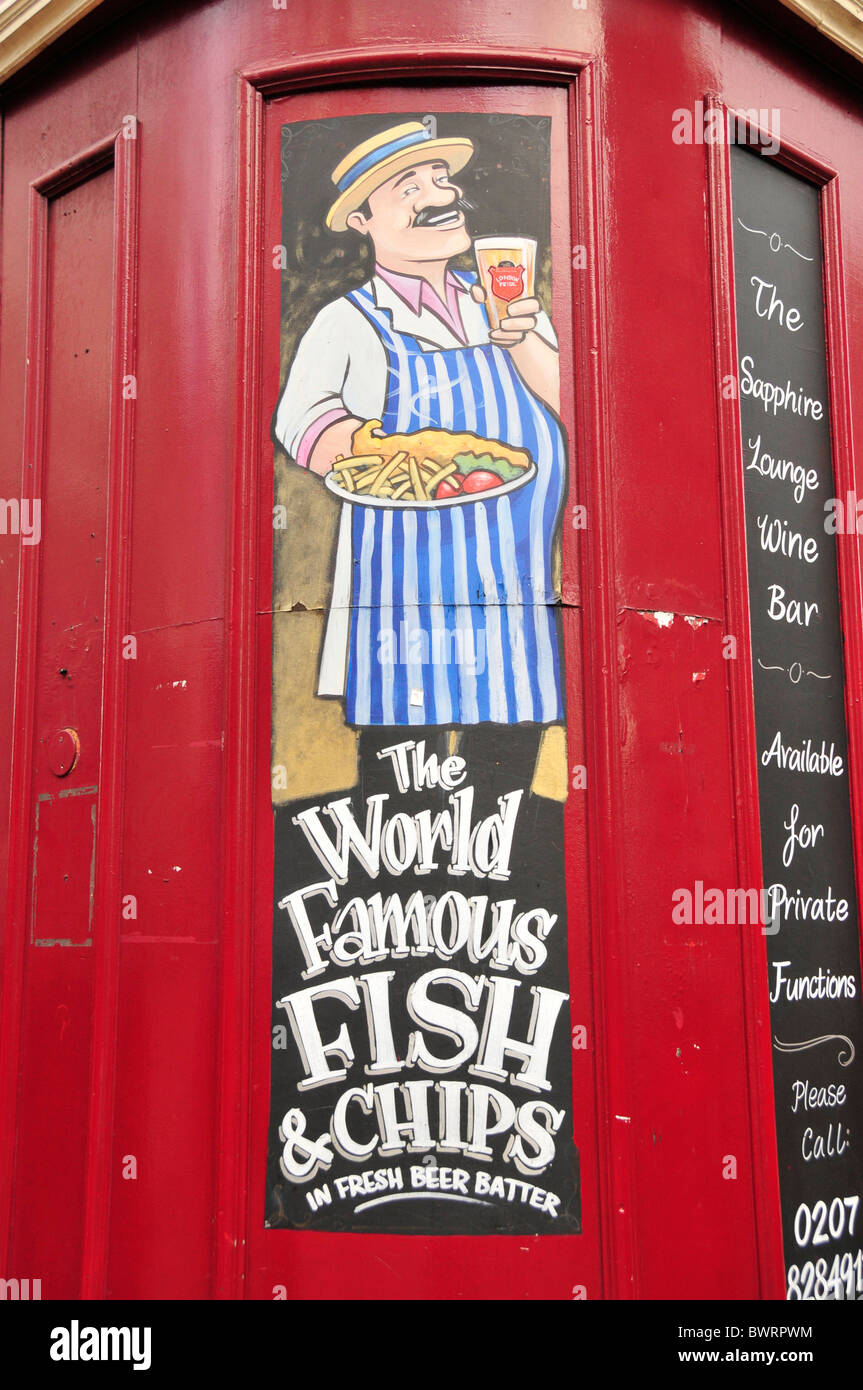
[347,160,471,264]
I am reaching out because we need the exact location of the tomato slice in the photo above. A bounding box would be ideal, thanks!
[461,469,503,493]
[435,472,465,499]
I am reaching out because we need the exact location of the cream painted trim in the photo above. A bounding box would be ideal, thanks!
[0,0,862,88]
[0,0,108,84]
[778,0,863,60]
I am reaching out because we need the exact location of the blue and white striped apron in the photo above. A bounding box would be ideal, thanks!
[344,270,565,727]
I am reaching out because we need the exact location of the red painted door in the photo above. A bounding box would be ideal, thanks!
[3,165,116,1299]
[1,0,862,1301]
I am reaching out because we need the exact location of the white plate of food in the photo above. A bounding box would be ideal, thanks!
[324,420,537,508]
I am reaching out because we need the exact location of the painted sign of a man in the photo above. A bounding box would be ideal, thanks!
[268,118,579,1235]
[275,120,567,734]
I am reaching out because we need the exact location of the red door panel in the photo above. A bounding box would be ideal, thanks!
[6,164,114,1299]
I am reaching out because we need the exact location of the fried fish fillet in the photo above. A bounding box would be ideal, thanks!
[351,420,531,472]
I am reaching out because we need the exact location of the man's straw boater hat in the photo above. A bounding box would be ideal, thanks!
[327,121,474,232]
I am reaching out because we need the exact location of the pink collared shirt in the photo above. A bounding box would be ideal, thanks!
[373,263,469,345]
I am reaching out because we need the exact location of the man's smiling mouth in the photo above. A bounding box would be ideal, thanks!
[412,206,464,229]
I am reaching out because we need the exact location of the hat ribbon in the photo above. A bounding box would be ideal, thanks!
[335,127,433,193]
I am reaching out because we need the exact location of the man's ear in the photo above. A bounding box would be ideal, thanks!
[346,210,369,236]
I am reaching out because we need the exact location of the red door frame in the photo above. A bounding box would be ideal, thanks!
[217,47,619,1300]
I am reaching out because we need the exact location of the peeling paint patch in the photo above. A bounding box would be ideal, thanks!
[637,609,675,628]
[31,788,97,947]
[659,739,695,756]
[625,607,715,628]
[692,670,707,683]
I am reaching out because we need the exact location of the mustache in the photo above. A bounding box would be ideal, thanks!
[412,196,474,227]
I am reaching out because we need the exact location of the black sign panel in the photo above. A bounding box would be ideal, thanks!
[731,145,863,1299]
[266,728,580,1235]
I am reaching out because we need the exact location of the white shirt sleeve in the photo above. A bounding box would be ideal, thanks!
[534,308,558,350]
[274,296,388,461]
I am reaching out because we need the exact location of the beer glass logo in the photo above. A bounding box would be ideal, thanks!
[488,260,525,302]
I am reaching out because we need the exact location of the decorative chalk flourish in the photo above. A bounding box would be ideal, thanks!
[774,1034,855,1066]
[737,218,814,261]
[757,657,831,683]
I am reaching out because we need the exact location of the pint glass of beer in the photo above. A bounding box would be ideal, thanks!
[474,236,537,332]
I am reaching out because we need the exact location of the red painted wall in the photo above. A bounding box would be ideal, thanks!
[1,0,862,1299]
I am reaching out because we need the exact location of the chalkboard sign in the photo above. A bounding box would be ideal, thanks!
[731,145,863,1299]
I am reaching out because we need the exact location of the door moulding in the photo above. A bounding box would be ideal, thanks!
[216,45,632,1300]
